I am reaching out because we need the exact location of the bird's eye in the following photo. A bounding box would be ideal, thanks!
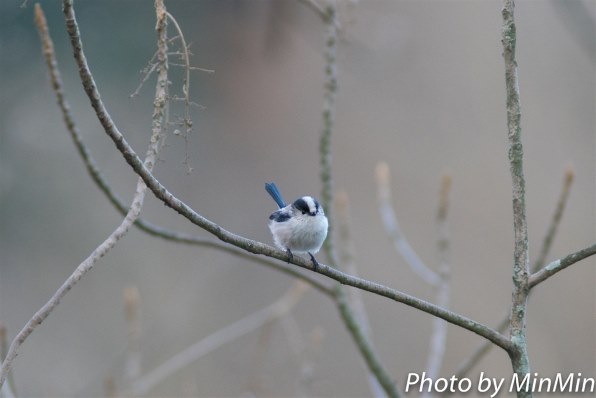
[301,211,306,215]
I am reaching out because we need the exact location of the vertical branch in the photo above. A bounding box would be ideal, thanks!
[152,0,169,169]
[501,1,531,395]
[316,3,399,397]
[319,2,338,265]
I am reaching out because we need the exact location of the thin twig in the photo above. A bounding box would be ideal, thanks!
[529,243,596,288]
[0,2,168,388]
[502,0,532,394]
[165,11,193,173]
[166,11,190,127]
[169,63,215,73]
[59,0,512,355]
[130,61,157,98]
[130,281,309,395]
[130,35,183,98]
[375,162,441,286]
[297,0,341,29]
[531,166,574,272]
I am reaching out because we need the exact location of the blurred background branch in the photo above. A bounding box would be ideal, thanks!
[375,162,441,287]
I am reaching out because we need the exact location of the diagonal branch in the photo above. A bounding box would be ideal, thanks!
[61,0,512,355]
[532,167,574,270]
[529,244,596,288]
[297,0,341,29]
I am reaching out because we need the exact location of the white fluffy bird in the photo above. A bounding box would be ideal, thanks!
[265,182,328,271]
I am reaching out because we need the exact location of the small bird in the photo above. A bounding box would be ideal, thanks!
[265,182,328,271]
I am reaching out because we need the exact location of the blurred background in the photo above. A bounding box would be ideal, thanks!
[0,0,594,397]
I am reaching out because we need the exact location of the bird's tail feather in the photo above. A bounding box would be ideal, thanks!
[265,182,286,208]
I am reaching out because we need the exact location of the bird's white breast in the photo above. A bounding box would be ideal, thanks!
[269,214,328,253]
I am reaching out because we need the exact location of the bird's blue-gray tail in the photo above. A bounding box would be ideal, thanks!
[265,182,286,208]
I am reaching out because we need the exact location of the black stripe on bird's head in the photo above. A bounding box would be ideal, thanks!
[293,196,320,216]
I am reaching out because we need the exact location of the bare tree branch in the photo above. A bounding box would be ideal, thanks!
[532,167,575,270]
[529,243,596,288]
[501,0,532,395]
[59,0,512,355]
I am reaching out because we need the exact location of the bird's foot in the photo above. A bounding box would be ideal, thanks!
[286,248,294,264]
[308,252,320,272]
